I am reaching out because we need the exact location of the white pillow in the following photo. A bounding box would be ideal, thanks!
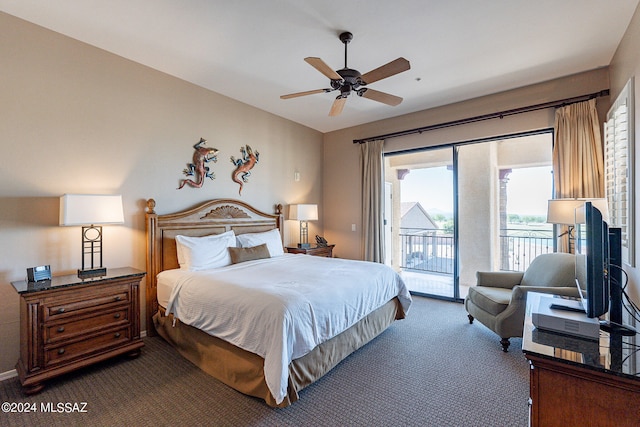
[175,230,236,271]
[236,228,284,257]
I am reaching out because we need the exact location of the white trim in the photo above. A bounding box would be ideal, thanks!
[605,77,635,266]
[0,369,17,381]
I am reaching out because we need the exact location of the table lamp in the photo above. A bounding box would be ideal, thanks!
[547,198,608,252]
[59,194,124,279]
[289,204,318,249]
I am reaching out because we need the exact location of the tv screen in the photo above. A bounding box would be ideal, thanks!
[575,202,609,318]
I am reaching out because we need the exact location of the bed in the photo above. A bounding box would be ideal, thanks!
[145,198,411,407]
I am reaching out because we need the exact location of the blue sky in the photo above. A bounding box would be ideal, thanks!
[400,166,553,217]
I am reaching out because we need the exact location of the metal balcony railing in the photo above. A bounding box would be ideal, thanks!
[400,229,453,274]
[499,228,554,271]
[399,227,554,274]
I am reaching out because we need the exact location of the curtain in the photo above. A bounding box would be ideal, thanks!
[552,98,604,252]
[360,140,385,262]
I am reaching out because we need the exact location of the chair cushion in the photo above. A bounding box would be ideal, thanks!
[467,286,512,316]
[520,253,575,288]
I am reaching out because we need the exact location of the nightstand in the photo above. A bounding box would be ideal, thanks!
[285,244,335,257]
[11,267,145,394]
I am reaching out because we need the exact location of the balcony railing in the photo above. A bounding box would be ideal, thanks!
[400,229,453,274]
[499,228,554,271]
[399,227,554,274]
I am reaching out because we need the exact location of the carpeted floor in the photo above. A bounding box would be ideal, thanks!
[0,296,529,427]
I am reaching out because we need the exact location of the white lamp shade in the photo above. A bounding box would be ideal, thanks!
[59,194,125,226]
[573,199,610,225]
[547,199,585,225]
[547,198,609,225]
[289,204,318,221]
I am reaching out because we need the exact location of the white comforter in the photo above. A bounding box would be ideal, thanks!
[162,254,411,404]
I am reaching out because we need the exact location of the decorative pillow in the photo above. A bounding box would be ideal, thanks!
[175,230,236,271]
[228,243,271,264]
[236,228,284,257]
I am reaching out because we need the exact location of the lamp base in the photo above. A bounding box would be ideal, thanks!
[297,243,311,249]
[78,267,107,279]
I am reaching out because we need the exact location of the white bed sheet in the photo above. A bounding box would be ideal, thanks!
[160,253,411,405]
[157,271,178,308]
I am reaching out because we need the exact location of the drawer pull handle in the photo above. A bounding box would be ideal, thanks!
[57,326,65,333]
[114,313,121,319]
[114,332,121,338]
[57,308,65,313]
[114,296,122,301]
[58,348,65,355]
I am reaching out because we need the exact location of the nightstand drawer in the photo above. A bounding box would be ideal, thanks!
[45,307,130,343]
[12,267,145,394]
[285,244,335,257]
[44,326,131,367]
[44,285,130,320]
[308,246,333,257]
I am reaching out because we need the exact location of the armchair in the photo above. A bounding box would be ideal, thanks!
[464,253,578,352]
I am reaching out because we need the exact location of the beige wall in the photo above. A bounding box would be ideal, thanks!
[0,13,323,374]
[609,3,640,304]
[497,133,552,168]
[457,143,497,286]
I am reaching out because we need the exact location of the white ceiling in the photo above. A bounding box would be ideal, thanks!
[2,0,638,133]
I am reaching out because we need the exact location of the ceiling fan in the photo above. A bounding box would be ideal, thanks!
[280,32,411,116]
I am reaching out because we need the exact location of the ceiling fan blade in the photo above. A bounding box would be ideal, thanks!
[305,57,342,81]
[360,57,410,85]
[280,89,329,99]
[329,96,347,116]
[359,88,403,106]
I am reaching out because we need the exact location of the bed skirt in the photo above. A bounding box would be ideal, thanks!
[153,297,404,407]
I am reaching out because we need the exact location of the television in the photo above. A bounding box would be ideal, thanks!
[575,202,636,335]
[574,202,608,318]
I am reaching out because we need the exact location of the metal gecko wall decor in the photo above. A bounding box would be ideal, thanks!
[230,145,259,195]
[178,138,219,189]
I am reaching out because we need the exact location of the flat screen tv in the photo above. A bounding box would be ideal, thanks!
[574,202,608,318]
[575,202,636,335]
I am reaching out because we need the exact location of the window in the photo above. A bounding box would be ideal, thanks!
[604,78,635,266]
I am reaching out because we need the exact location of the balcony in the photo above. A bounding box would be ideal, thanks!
[400,229,454,274]
[399,228,555,297]
[400,228,554,273]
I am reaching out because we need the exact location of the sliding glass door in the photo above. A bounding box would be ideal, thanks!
[385,131,553,301]
[456,134,553,298]
[385,146,455,299]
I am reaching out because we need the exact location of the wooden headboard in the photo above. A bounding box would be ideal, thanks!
[145,198,284,335]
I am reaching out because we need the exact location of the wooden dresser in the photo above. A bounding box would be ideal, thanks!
[523,292,640,427]
[285,244,335,257]
[11,267,145,394]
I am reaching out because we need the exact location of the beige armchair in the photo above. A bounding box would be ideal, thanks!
[465,253,578,352]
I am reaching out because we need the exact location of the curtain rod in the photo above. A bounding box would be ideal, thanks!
[352,89,610,144]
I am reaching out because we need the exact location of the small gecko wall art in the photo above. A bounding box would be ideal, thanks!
[230,145,259,195]
[178,137,219,189]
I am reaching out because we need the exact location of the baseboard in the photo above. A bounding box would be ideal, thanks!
[1,330,148,382]
[0,369,17,381]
